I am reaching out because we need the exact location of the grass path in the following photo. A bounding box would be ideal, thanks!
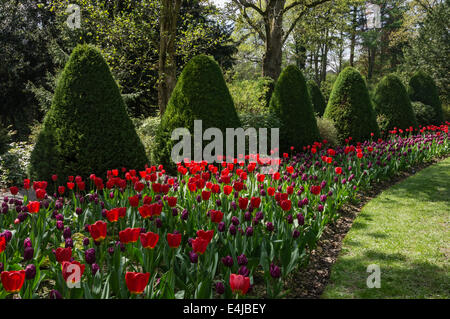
[322,157,450,298]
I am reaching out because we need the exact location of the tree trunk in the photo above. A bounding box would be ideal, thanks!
[367,46,376,80]
[262,0,285,81]
[350,6,357,67]
[158,0,181,116]
[320,31,329,84]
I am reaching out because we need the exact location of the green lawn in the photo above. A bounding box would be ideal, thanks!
[322,157,450,299]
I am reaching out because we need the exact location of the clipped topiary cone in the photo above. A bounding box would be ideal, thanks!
[373,74,418,131]
[323,67,380,143]
[153,54,241,172]
[408,70,444,125]
[269,65,321,152]
[29,44,148,180]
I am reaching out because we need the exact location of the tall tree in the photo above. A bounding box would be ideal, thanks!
[158,0,182,115]
[231,0,331,80]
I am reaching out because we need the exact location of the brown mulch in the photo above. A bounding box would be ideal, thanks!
[282,155,449,299]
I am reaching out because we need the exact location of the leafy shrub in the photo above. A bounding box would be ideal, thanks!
[376,114,390,136]
[320,73,337,103]
[373,74,418,131]
[316,117,339,147]
[443,104,450,122]
[0,123,12,156]
[307,80,327,116]
[133,116,161,163]
[408,70,444,124]
[29,44,148,181]
[0,141,33,187]
[228,77,275,114]
[411,102,437,126]
[323,67,380,144]
[153,55,241,172]
[269,65,320,152]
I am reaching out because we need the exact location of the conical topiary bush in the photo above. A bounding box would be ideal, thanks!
[373,74,418,131]
[307,80,327,117]
[29,44,148,180]
[408,70,443,124]
[323,67,379,143]
[152,54,241,171]
[269,65,320,152]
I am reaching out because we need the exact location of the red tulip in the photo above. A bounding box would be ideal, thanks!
[167,233,181,248]
[238,197,248,210]
[0,236,5,253]
[211,184,220,194]
[210,210,224,223]
[327,148,336,156]
[223,185,232,195]
[257,174,265,182]
[134,182,145,193]
[67,182,75,190]
[62,261,85,285]
[128,195,140,207]
[54,247,72,263]
[201,190,211,201]
[58,186,65,195]
[229,273,250,295]
[196,229,214,243]
[52,174,58,182]
[1,270,26,293]
[27,201,40,214]
[119,228,141,244]
[335,167,343,175]
[310,185,321,195]
[281,199,292,211]
[250,197,261,208]
[125,272,150,295]
[167,196,177,207]
[267,187,275,196]
[77,181,86,191]
[89,221,107,242]
[9,186,19,196]
[106,209,119,222]
[140,232,159,249]
[35,188,46,200]
[192,237,209,255]
[138,205,152,219]
[118,207,127,219]
[23,179,31,190]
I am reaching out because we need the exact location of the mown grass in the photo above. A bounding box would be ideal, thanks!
[322,157,450,298]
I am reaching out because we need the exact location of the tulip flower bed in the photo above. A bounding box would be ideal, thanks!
[0,125,448,299]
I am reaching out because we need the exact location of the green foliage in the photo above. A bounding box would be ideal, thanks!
[29,44,148,181]
[0,123,11,156]
[323,67,380,144]
[373,74,418,131]
[153,55,241,171]
[402,1,449,106]
[307,80,327,116]
[411,102,437,127]
[269,65,321,152]
[228,77,274,114]
[0,141,33,187]
[408,70,444,124]
[316,117,339,147]
[133,116,161,163]
[320,73,337,103]
[443,104,450,122]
